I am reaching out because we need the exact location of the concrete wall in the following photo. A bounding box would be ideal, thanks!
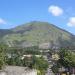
[0,71,7,75]
[22,69,37,75]
[0,66,37,75]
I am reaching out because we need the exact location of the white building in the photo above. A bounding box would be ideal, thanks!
[3,66,37,75]
[22,69,37,75]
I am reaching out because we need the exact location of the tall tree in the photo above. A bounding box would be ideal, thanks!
[0,44,7,70]
[59,49,75,67]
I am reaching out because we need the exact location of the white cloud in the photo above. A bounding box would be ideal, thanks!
[48,5,63,16]
[0,18,6,24]
[67,17,75,27]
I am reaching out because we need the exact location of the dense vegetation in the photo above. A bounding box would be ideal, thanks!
[0,43,75,75]
[59,49,75,67]
[52,49,75,74]
[0,45,48,75]
[0,44,7,70]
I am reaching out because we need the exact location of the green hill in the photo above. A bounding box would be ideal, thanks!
[0,21,75,49]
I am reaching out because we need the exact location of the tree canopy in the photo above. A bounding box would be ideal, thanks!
[59,49,75,67]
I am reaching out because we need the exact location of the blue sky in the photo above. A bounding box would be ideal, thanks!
[0,0,75,35]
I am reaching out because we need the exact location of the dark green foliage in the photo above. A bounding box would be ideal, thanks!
[31,56,48,75]
[51,49,75,74]
[0,44,7,70]
[5,47,48,75]
[5,47,48,70]
[51,65,59,73]
[59,49,75,67]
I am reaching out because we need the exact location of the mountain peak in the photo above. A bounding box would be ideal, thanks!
[0,21,75,49]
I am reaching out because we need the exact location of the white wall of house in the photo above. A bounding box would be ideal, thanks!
[0,71,7,75]
[22,69,37,75]
[2,66,37,75]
